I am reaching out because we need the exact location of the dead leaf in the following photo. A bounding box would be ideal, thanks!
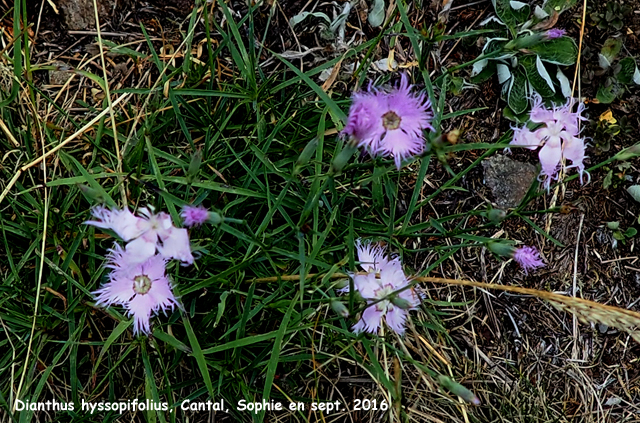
[322,58,343,92]
[599,109,617,124]
[532,11,559,30]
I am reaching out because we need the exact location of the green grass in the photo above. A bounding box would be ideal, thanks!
[3,1,640,422]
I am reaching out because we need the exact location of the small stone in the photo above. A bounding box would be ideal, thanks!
[482,155,537,209]
[48,61,73,85]
[57,0,115,30]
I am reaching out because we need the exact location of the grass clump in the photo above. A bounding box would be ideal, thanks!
[2,1,640,423]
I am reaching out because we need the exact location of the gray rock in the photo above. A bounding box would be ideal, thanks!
[48,61,73,85]
[482,155,537,209]
[57,0,115,30]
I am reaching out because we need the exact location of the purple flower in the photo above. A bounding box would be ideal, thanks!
[342,74,434,169]
[342,241,422,335]
[84,206,146,241]
[181,205,209,227]
[513,246,545,275]
[507,95,588,190]
[545,28,566,39]
[85,206,194,265]
[93,249,178,335]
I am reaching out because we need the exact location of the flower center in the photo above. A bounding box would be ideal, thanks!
[133,275,152,295]
[148,216,162,231]
[382,111,402,130]
[374,285,394,312]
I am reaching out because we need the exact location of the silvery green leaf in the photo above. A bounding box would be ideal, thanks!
[472,59,489,76]
[510,0,528,9]
[534,5,549,18]
[530,37,578,65]
[616,57,637,84]
[368,0,385,27]
[493,0,518,31]
[598,53,611,70]
[536,55,555,92]
[497,64,511,84]
[634,67,640,84]
[520,55,554,97]
[600,38,622,66]
[556,68,571,98]
[290,11,331,27]
[330,2,352,41]
[627,185,640,203]
[508,67,528,114]
[607,221,620,230]
[480,16,506,26]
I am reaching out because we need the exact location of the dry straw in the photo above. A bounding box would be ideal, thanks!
[250,273,640,343]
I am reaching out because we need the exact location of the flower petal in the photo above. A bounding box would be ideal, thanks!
[385,307,408,334]
[85,207,145,241]
[361,304,383,333]
[157,227,194,264]
[538,136,563,178]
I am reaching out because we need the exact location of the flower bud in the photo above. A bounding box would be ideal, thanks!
[207,211,223,225]
[187,148,203,183]
[437,375,481,405]
[505,33,543,50]
[77,183,105,204]
[391,296,412,310]
[294,137,318,173]
[487,241,516,258]
[334,279,350,289]
[487,208,506,224]
[330,300,350,318]
[329,143,358,176]
[615,143,640,161]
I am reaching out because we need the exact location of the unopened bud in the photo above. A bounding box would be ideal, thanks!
[437,375,481,405]
[487,208,506,223]
[616,143,640,161]
[505,33,544,50]
[391,296,412,310]
[77,184,105,204]
[329,143,358,176]
[187,148,202,183]
[487,241,516,258]
[330,300,350,318]
[207,211,223,225]
[334,279,350,289]
[294,137,318,173]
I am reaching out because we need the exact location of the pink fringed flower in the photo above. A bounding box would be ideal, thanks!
[93,249,178,335]
[342,74,434,169]
[507,95,588,190]
[181,205,209,227]
[345,241,421,335]
[85,206,194,265]
[513,246,545,275]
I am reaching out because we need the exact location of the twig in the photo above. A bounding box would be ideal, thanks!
[0,93,131,208]
[14,105,50,412]
[92,0,126,204]
[248,273,640,343]
[572,213,585,359]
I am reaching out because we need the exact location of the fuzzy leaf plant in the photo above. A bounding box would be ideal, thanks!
[471,0,579,120]
[594,37,640,104]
